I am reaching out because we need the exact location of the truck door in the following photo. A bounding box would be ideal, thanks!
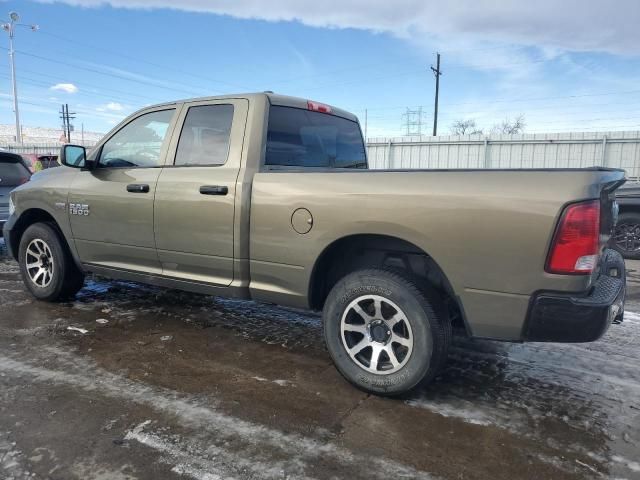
[153,98,248,286]
[68,107,179,273]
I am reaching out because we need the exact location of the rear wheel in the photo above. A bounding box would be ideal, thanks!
[611,212,640,260]
[18,222,85,301]
[323,268,450,396]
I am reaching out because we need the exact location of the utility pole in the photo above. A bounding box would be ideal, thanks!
[60,105,67,142]
[1,12,38,144]
[59,104,76,143]
[430,52,442,136]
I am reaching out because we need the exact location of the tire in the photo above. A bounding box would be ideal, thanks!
[610,211,640,260]
[18,222,85,301]
[323,268,450,396]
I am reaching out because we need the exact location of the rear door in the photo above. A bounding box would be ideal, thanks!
[154,98,248,286]
[68,107,179,273]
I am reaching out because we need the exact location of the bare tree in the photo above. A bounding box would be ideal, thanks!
[450,119,484,135]
[491,115,526,135]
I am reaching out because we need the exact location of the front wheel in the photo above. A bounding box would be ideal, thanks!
[323,269,450,396]
[18,222,85,301]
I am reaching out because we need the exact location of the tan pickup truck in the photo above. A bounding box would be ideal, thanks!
[3,93,627,395]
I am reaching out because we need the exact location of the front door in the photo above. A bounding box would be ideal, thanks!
[154,99,248,286]
[68,107,179,273]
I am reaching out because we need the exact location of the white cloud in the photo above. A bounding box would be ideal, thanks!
[35,0,640,55]
[97,102,125,112]
[50,83,78,93]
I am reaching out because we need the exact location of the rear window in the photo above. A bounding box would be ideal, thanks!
[265,106,367,169]
[0,161,30,187]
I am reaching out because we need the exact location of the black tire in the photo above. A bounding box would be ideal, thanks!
[18,222,85,301]
[323,268,450,396]
[610,211,640,260]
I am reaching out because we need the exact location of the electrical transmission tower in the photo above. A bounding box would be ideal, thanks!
[401,107,425,136]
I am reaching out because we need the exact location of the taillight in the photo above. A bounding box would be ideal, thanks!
[546,200,601,275]
[307,100,332,114]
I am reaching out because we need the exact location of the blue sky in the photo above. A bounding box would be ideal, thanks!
[2,0,640,137]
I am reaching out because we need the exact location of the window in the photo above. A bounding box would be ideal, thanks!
[175,104,234,166]
[265,106,367,169]
[99,109,175,168]
[0,159,30,186]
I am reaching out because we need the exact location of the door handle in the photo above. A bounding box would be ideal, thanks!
[127,183,150,193]
[200,185,228,196]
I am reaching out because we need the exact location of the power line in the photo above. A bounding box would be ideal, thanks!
[0,71,155,106]
[35,29,250,92]
[16,67,161,103]
[0,45,208,97]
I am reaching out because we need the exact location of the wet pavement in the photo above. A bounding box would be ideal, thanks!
[0,239,639,479]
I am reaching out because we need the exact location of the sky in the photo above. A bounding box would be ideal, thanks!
[1,0,640,138]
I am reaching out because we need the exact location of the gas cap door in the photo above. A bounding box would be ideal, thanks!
[291,208,313,234]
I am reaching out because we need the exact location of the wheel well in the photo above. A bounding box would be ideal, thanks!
[308,234,466,333]
[7,208,60,259]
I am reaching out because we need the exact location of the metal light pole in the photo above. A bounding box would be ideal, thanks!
[2,12,38,144]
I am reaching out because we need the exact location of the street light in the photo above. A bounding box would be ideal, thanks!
[1,11,38,144]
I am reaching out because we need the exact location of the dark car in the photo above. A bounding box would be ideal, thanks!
[611,182,640,259]
[20,153,59,172]
[0,152,32,235]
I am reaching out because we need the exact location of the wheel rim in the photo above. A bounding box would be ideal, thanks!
[340,294,414,375]
[614,223,640,253]
[25,238,54,288]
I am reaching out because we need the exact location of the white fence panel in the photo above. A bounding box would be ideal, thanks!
[367,131,640,178]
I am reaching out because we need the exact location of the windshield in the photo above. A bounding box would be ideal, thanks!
[0,161,30,187]
[265,106,367,169]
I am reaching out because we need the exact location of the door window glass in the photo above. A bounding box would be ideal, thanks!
[99,109,175,168]
[175,104,234,166]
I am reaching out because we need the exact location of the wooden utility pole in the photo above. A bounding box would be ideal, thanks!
[431,53,442,136]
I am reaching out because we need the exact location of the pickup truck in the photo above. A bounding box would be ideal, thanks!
[2,93,627,395]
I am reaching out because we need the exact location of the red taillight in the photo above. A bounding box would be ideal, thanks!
[546,200,601,275]
[307,100,332,114]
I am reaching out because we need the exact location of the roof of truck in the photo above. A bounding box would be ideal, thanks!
[145,92,359,123]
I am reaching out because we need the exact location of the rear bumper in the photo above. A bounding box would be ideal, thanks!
[524,249,625,342]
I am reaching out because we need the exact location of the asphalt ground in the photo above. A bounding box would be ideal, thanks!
[0,241,639,479]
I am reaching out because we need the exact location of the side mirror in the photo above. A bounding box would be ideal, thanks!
[60,144,88,168]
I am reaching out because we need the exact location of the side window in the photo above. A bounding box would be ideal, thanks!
[99,109,175,168]
[174,104,234,167]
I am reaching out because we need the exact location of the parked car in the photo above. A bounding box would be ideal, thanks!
[20,153,59,172]
[2,93,627,395]
[0,152,31,235]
